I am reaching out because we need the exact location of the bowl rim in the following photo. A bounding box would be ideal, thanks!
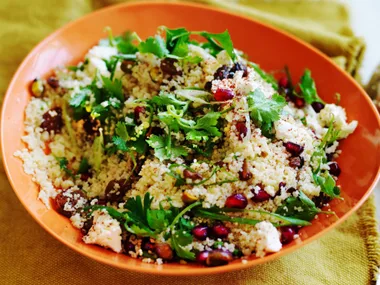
[2,0,380,276]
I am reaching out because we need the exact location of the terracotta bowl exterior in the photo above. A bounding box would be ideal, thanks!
[1,1,380,275]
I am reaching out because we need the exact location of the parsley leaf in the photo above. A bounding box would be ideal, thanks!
[171,230,195,260]
[299,69,324,104]
[56,157,75,178]
[101,76,124,103]
[112,136,129,152]
[247,89,286,136]
[164,27,190,57]
[146,134,188,161]
[138,36,169,58]
[115,121,129,141]
[276,191,320,221]
[69,88,91,108]
[150,92,188,108]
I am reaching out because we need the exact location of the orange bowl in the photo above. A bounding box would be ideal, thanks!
[1,1,380,275]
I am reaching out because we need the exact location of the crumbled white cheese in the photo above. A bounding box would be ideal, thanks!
[83,210,122,253]
[254,221,282,257]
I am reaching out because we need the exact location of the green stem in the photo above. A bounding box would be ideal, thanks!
[170,201,202,229]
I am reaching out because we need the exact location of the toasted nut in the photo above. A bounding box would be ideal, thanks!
[183,169,202,180]
[182,191,198,204]
[31,78,44,97]
[155,243,173,260]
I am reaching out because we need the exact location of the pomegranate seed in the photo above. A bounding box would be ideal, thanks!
[278,77,288,89]
[328,162,341,177]
[225,193,248,209]
[183,169,203,180]
[251,184,271,202]
[134,106,145,122]
[235,122,248,140]
[311,102,325,113]
[192,225,209,240]
[211,223,230,238]
[294,97,305,108]
[289,156,304,168]
[214,88,234,101]
[231,62,248,77]
[283,142,304,156]
[281,226,297,244]
[239,160,252,181]
[196,251,210,264]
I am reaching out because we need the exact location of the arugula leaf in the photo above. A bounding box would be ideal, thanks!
[138,36,169,58]
[276,191,320,221]
[247,89,286,136]
[299,69,324,104]
[171,230,195,260]
[164,27,190,57]
[313,173,340,198]
[77,158,90,174]
[150,93,188,108]
[249,62,278,90]
[198,30,236,61]
[85,205,125,220]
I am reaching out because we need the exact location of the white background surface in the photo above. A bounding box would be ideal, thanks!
[347,0,380,224]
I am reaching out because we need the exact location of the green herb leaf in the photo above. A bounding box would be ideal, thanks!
[112,136,129,152]
[115,121,129,141]
[165,27,190,57]
[101,76,124,103]
[56,157,74,178]
[199,30,236,61]
[299,69,324,104]
[150,93,188,108]
[276,191,320,221]
[92,132,104,172]
[77,158,90,174]
[247,89,286,136]
[138,36,169,58]
[313,173,341,198]
[69,88,91,108]
[146,134,188,161]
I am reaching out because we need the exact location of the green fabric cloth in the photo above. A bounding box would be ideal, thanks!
[0,1,378,284]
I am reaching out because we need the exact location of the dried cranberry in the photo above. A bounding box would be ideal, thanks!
[54,190,85,217]
[80,173,92,181]
[328,162,341,177]
[160,58,181,76]
[205,250,233,267]
[183,169,203,180]
[231,62,248,77]
[311,102,325,113]
[124,241,135,253]
[104,178,133,202]
[287,187,297,194]
[214,88,234,101]
[134,106,146,123]
[235,122,248,140]
[83,116,99,136]
[81,217,93,235]
[196,251,210,264]
[278,77,289,89]
[313,192,332,208]
[204,81,212,92]
[47,77,60,88]
[326,153,334,162]
[120,60,136,74]
[214,65,230,80]
[192,225,209,240]
[225,193,248,209]
[279,182,286,190]
[211,223,230,238]
[251,184,271,203]
[239,160,252,181]
[289,156,304,168]
[283,142,304,156]
[142,238,155,252]
[281,226,297,245]
[40,107,63,133]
